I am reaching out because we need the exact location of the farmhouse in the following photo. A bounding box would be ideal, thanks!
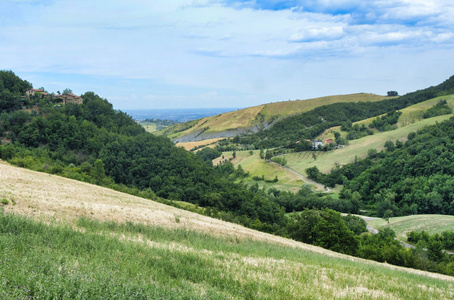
[54,93,83,105]
[325,138,334,144]
[312,140,323,149]
[25,89,48,98]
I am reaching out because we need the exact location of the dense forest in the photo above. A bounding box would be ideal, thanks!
[3,70,454,276]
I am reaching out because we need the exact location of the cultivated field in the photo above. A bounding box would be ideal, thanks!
[368,215,454,241]
[1,161,454,298]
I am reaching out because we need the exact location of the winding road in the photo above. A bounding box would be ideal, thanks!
[355,215,415,249]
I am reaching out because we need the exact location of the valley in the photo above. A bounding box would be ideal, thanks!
[2,70,454,297]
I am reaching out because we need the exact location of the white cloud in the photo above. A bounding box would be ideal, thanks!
[1,0,454,109]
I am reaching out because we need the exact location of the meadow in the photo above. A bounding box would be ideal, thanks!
[214,150,310,192]
[140,121,158,133]
[368,215,454,241]
[1,160,454,298]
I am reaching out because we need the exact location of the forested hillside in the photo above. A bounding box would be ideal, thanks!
[237,75,454,149]
[0,71,284,230]
[326,116,454,216]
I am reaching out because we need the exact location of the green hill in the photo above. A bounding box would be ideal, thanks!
[160,93,390,142]
[1,161,453,299]
[285,94,454,174]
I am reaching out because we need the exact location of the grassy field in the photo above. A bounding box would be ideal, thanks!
[140,121,158,133]
[163,93,390,140]
[285,112,453,174]
[214,150,314,192]
[1,161,454,299]
[176,138,224,151]
[368,215,454,241]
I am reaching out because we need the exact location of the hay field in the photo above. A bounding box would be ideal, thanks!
[2,160,454,298]
[176,138,224,151]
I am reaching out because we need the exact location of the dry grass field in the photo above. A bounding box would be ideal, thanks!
[2,160,454,298]
[176,138,224,151]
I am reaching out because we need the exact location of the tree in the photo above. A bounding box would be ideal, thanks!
[286,209,359,255]
[63,88,73,95]
[387,91,398,96]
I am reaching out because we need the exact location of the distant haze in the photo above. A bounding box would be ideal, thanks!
[124,108,241,122]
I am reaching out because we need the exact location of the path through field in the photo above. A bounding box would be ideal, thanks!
[268,160,330,192]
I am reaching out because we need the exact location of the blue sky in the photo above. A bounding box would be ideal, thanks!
[1,0,453,109]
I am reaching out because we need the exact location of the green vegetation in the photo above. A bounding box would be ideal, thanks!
[367,215,454,241]
[238,75,454,149]
[1,211,454,299]
[0,71,33,112]
[283,113,452,175]
[0,72,286,231]
[162,93,389,140]
[407,230,454,251]
[423,99,452,118]
[5,70,454,279]
[140,119,178,133]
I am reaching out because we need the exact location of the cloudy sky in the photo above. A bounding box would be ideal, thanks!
[2,0,454,109]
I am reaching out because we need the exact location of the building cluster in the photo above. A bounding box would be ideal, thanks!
[25,89,83,105]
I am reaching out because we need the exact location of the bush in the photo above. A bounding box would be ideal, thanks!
[1,198,9,205]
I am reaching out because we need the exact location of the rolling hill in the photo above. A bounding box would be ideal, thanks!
[162,93,390,143]
[285,94,454,174]
[1,160,454,299]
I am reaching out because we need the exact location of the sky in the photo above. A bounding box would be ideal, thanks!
[1,0,454,109]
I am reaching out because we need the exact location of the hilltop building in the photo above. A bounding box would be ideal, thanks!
[54,93,83,105]
[25,89,48,98]
[25,90,83,105]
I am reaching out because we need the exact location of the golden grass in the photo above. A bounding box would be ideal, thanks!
[176,138,224,151]
[1,159,454,284]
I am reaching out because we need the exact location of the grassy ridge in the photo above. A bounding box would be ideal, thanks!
[163,93,389,140]
[1,211,454,299]
[368,215,454,241]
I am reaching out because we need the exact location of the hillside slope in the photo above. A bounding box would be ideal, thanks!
[285,94,454,174]
[1,160,454,299]
[162,93,389,142]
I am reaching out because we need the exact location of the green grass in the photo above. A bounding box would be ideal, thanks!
[286,113,453,174]
[140,121,158,133]
[1,211,454,299]
[218,150,308,192]
[368,215,454,241]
